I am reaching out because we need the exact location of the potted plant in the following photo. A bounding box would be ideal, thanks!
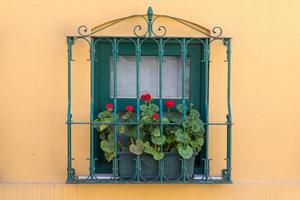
[163,102,205,179]
[93,103,143,179]
[93,93,205,180]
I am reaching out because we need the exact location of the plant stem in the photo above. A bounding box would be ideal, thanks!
[117,140,123,151]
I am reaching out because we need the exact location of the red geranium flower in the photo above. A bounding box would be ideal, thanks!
[141,93,152,102]
[152,112,160,120]
[106,103,114,111]
[164,100,176,108]
[125,105,134,112]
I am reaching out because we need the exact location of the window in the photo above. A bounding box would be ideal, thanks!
[110,56,190,98]
[93,39,207,175]
[66,6,232,184]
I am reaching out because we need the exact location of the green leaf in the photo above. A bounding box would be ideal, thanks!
[98,110,112,119]
[190,109,200,118]
[153,151,164,160]
[107,133,114,142]
[166,134,175,144]
[99,132,106,139]
[140,104,148,111]
[176,104,187,113]
[100,139,114,153]
[93,118,100,129]
[141,116,152,123]
[190,137,204,151]
[169,113,183,123]
[122,112,130,120]
[104,152,114,161]
[143,142,154,154]
[143,141,150,148]
[191,122,201,132]
[165,126,173,134]
[141,109,154,117]
[178,145,193,159]
[197,137,205,147]
[183,117,193,128]
[124,125,138,138]
[161,117,170,123]
[151,128,160,137]
[99,118,113,132]
[192,119,205,136]
[118,125,125,134]
[151,135,166,145]
[129,139,144,155]
[175,129,190,143]
[149,104,159,112]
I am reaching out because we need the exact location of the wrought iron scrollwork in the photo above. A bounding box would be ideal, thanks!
[78,25,89,37]
[74,6,225,39]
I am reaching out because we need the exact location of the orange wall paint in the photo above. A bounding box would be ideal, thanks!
[1,0,300,199]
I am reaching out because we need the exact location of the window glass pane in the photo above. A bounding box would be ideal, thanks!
[111,56,190,98]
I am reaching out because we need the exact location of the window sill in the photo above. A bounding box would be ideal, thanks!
[66,174,232,184]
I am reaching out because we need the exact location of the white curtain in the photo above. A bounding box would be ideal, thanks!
[110,56,190,98]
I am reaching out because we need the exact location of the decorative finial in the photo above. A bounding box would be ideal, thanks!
[147,7,153,37]
[147,6,153,19]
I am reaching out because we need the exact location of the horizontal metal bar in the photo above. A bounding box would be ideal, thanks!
[68,35,232,40]
[65,121,232,125]
[68,174,231,184]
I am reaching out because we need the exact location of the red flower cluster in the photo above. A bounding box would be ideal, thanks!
[106,103,114,111]
[141,93,152,102]
[152,112,159,120]
[164,100,176,108]
[125,105,134,112]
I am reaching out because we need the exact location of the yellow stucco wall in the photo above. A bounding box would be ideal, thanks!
[1,0,300,199]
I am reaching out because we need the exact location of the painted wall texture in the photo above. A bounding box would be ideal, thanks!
[1,0,300,199]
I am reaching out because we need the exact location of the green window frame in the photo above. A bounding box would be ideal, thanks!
[93,39,207,175]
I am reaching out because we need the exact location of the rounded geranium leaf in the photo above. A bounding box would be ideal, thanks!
[149,104,159,112]
[175,129,190,143]
[190,109,200,118]
[152,128,160,137]
[151,135,166,145]
[100,139,114,153]
[104,152,114,161]
[98,118,113,132]
[140,104,148,111]
[107,133,114,142]
[191,122,201,132]
[161,117,170,123]
[129,139,144,155]
[153,151,164,160]
[178,145,193,159]
[99,132,106,139]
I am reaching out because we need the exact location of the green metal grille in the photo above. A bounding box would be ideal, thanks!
[66,7,232,184]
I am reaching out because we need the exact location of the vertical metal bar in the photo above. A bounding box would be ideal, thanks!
[204,39,210,180]
[158,38,164,182]
[225,38,232,182]
[89,37,96,180]
[112,38,119,180]
[181,38,187,120]
[181,38,187,181]
[135,38,141,181]
[67,37,74,182]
